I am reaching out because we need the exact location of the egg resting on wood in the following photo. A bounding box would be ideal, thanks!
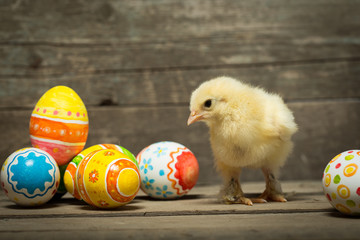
[64,144,137,200]
[137,141,199,199]
[1,148,60,206]
[323,150,360,215]
[76,149,140,208]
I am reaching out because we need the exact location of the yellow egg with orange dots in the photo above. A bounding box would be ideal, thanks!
[76,149,140,208]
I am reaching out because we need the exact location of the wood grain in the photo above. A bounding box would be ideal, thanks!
[0,181,325,218]
[2,181,357,240]
[1,35,360,77]
[1,0,359,42]
[0,0,359,183]
[1,61,360,108]
[1,100,359,184]
[1,0,359,77]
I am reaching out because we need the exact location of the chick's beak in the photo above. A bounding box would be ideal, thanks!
[187,111,204,126]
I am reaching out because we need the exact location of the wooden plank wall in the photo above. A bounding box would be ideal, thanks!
[0,0,359,185]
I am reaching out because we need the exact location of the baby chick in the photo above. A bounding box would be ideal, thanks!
[188,76,298,205]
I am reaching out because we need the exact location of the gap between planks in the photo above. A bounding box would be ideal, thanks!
[0,98,359,111]
[0,207,332,220]
[1,56,360,79]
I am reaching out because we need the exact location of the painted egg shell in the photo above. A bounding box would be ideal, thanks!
[0,148,60,206]
[322,150,360,215]
[53,164,68,200]
[29,86,89,166]
[76,149,140,208]
[136,141,199,199]
[64,144,137,200]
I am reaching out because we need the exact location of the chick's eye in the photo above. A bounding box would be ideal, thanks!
[204,99,212,108]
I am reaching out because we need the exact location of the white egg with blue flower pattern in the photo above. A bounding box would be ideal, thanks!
[137,141,199,199]
[1,148,60,206]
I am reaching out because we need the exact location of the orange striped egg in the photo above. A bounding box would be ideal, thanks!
[76,149,140,208]
[29,86,89,166]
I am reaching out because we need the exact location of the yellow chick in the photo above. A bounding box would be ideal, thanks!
[188,76,298,205]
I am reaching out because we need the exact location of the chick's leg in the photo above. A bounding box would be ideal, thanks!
[217,162,253,205]
[260,168,287,202]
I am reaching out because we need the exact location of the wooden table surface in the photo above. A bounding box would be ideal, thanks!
[0,181,359,240]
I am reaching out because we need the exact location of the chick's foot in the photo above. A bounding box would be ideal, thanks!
[261,168,287,202]
[220,177,256,205]
[222,194,253,206]
[260,189,287,202]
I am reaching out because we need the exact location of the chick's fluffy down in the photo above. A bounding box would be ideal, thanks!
[189,77,298,171]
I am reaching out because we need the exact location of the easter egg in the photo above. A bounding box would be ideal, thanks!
[137,141,199,199]
[76,149,140,208]
[322,150,360,215]
[1,148,60,206]
[29,86,89,166]
[64,144,137,200]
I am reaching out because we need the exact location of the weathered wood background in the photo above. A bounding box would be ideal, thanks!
[0,0,359,185]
